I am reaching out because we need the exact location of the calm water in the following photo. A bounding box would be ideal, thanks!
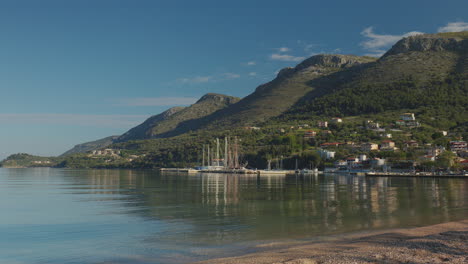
[0,168,467,264]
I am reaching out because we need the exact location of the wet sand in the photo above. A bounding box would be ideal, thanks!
[196,220,468,264]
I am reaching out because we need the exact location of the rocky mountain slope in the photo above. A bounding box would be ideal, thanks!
[156,54,376,138]
[115,93,240,142]
[61,136,120,156]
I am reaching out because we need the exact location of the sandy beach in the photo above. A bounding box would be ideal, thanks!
[196,220,468,264]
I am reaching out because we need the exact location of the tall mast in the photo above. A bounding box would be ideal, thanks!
[216,138,220,167]
[234,137,239,169]
[224,137,228,168]
[202,145,205,167]
[207,144,211,167]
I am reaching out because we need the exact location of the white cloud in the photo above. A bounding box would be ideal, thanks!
[360,27,424,50]
[360,27,424,57]
[177,76,212,84]
[115,97,198,107]
[270,53,305,62]
[277,47,290,52]
[437,22,468,32]
[222,73,241,79]
[248,72,257,76]
[0,113,146,128]
[246,61,256,66]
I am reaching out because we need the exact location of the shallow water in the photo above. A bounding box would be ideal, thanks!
[0,168,467,263]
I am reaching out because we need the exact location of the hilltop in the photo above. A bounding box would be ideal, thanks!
[116,93,240,142]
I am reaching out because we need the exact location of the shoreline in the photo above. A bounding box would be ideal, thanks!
[196,219,468,264]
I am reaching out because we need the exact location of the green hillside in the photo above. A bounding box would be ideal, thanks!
[0,153,58,168]
[160,55,376,137]
[285,31,468,130]
[116,93,239,142]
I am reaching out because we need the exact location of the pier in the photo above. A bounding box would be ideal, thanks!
[366,172,468,178]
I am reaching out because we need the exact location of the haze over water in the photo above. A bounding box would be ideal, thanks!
[1,168,467,264]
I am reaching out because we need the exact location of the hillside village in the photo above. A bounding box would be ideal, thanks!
[20,111,462,173]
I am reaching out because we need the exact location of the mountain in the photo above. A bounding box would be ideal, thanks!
[155,54,376,137]
[115,93,240,142]
[57,31,468,170]
[61,135,120,156]
[285,31,468,125]
[116,107,185,142]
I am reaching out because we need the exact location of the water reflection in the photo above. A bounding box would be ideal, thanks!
[2,168,465,264]
[72,170,467,243]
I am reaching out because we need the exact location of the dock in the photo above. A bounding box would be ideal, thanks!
[160,168,303,175]
[366,172,467,178]
[160,168,200,173]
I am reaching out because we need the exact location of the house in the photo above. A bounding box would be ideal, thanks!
[366,120,379,129]
[331,117,343,123]
[405,140,419,148]
[370,158,386,167]
[400,113,416,121]
[318,149,335,160]
[359,154,367,162]
[317,121,328,128]
[380,140,396,150]
[450,141,467,152]
[303,130,317,139]
[361,142,379,152]
[450,141,467,153]
[459,159,468,169]
[321,130,332,135]
[427,146,445,157]
[346,157,359,166]
[334,160,347,167]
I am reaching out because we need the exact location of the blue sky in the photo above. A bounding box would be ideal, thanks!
[0,0,467,158]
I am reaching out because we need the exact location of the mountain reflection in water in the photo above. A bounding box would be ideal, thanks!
[0,168,466,264]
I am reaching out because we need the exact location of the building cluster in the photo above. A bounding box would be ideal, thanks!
[395,113,420,128]
[332,155,386,170]
[90,149,121,156]
[32,160,51,164]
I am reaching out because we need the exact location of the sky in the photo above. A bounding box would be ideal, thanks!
[0,0,467,159]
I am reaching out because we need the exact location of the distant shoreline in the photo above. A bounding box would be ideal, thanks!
[196,219,468,264]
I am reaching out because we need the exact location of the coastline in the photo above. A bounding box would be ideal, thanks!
[196,219,468,264]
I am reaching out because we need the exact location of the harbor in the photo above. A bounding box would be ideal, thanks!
[160,136,319,176]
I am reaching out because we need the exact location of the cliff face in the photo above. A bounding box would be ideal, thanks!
[276,54,374,79]
[383,32,468,57]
